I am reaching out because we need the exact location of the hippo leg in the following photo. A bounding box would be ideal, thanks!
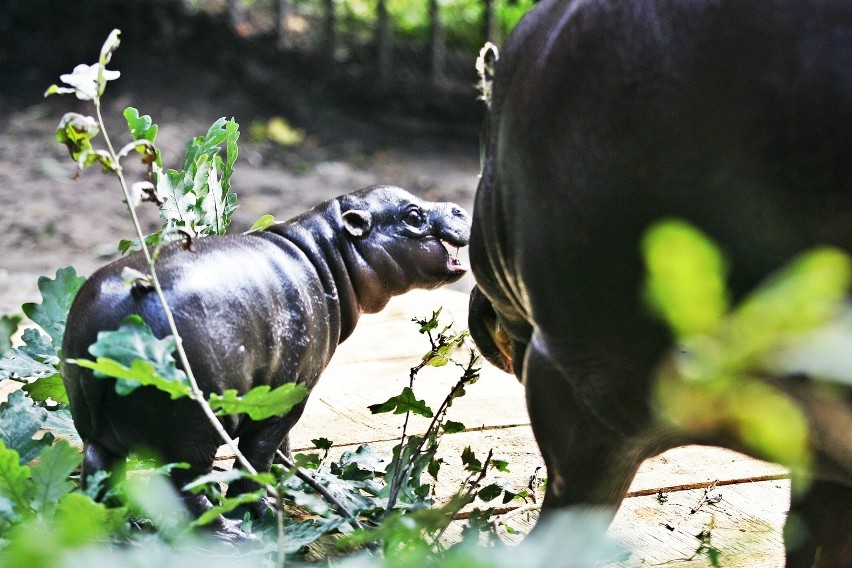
[81,441,125,498]
[166,452,257,542]
[523,334,652,519]
[225,403,308,518]
[785,478,852,568]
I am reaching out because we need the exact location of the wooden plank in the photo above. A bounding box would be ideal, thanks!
[474,479,788,567]
[289,287,528,449]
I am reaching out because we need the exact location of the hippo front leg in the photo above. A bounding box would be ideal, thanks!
[523,333,650,520]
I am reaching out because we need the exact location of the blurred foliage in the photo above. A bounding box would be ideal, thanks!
[643,219,852,476]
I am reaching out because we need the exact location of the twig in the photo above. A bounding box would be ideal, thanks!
[275,450,364,530]
[91,88,288,541]
[690,481,721,514]
[382,361,422,517]
[430,448,494,546]
[623,473,789,498]
[490,502,541,531]
[94,97,255,477]
[276,480,286,568]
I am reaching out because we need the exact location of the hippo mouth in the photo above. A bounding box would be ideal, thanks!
[440,239,468,275]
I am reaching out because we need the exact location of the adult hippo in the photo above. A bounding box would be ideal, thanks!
[62,185,470,538]
[468,1,851,566]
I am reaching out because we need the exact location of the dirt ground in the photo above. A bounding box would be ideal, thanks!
[0,48,482,318]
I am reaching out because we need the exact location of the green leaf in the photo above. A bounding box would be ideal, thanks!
[192,490,266,527]
[416,309,442,334]
[642,219,729,338]
[54,492,127,545]
[199,158,229,235]
[726,247,852,366]
[477,482,503,502]
[312,437,333,451]
[222,117,239,196]
[0,348,57,382]
[282,515,346,553]
[22,374,69,404]
[441,420,466,434]
[0,441,32,513]
[182,117,229,172]
[28,440,80,513]
[83,314,189,397]
[0,315,22,356]
[293,452,321,470]
[77,148,118,172]
[21,266,86,351]
[332,461,374,481]
[336,444,386,474]
[491,458,510,473]
[368,386,433,417]
[41,408,81,445]
[246,214,276,233]
[208,383,308,421]
[123,107,161,169]
[72,357,193,400]
[144,117,240,245]
[183,469,275,494]
[124,107,158,142]
[0,327,60,382]
[0,391,49,464]
[427,457,442,480]
[461,446,482,473]
[19,328,58,365]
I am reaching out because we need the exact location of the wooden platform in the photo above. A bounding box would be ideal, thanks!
[292,287,790,567]
[1,286,790,566]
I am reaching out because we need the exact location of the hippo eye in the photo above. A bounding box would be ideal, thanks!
[403,208,426,228]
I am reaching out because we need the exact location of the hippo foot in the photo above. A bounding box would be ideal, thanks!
[208,516,263,547]
[225,495,277,522]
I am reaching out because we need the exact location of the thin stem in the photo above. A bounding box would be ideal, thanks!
[94,97,252,473]
[383,361,422,516]
[92,97,293,537]
[275,450,364,530]
[277,480,286,568]
[490,502,542,533]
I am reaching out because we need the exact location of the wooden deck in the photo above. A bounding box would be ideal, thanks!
[1,286,790,566]
[293,287,790,567]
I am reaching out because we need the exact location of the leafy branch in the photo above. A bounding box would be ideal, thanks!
[45,28,293,564]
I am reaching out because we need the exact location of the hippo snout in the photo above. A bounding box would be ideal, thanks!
[434,203,472,248]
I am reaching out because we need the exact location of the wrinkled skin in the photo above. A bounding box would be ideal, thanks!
[62,185,470,540]
[468,1,852,566]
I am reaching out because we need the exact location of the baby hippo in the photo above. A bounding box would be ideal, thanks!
[61,185,470,538]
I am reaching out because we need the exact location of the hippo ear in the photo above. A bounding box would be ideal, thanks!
[342,209,372,237]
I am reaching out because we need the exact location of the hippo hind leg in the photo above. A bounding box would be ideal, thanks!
[523,333,672,521]
[225,403,308,518]
[164,450,261,543]
[784,478,852,568]
[81,440,126,501]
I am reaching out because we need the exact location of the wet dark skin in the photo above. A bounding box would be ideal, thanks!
[468,1,851,566]
[62,185,470,541]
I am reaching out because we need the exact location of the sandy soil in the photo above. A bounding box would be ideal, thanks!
[0,56,482,318]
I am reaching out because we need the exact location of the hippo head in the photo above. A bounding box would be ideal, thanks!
[337,185,471,312]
